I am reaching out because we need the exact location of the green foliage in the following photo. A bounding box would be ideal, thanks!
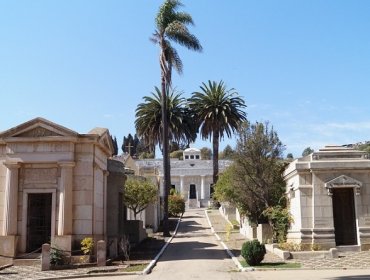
[50,247,65,265]
[81,237,94,255]
[262,206,293,243]
[135,87,196,150]
[286,153,294,159]
[219,144,235,159]
[189,80,247,183]
[123,177,157,219]
[168,194,185,217]
[170,149,183,159]
[200,147,212,160]
[213,165,239,203]
[302,147,314,157]
[241,240,266,266]
[232,121,286,224]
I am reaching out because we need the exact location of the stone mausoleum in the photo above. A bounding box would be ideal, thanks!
[284,145,370,250]
[0,118,115,257]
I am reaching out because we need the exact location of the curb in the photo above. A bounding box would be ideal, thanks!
[142,215,182,274]
[204,210,252,272]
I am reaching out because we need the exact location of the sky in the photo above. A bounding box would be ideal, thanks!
[1,0,370,158]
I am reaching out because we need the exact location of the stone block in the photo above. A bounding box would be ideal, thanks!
[41,243,51,271]
[97,240,106,267]
[73,220,93,235]
[53,235,71,254]
[74,205,93,219]
[0,235,18,257]
[73,190,93,205]
[257,223,273,243]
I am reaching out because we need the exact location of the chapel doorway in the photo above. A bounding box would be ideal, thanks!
[26,193,52,252]
[332,188,357,246]
[189,184,196,199]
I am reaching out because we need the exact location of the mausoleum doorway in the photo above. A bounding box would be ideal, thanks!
[189,184,196,199]
[332,188,357,246]
[26,193,52,252]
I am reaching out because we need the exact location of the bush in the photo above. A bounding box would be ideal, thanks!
[50,247,65,265]
[241,240,266,266]
[168,194,185,217]
[81,237,94,255]
[262,206,293,243]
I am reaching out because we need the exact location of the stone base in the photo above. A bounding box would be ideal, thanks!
[257,223,273,243]
[0,235,18,257]
[124,220,147,244]
[53,235,72,255]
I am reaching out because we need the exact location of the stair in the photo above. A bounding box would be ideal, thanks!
[13,253,41,266]
[187,199,198,208]
[336,245,361,252]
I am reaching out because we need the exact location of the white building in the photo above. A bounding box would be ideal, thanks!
[131,147,232,208]
[284,145,370,250]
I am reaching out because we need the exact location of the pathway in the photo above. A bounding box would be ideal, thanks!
[136,208,251,280]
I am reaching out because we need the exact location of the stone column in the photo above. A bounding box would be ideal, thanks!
[201,175,205,199]
[57,162,75,236]
[180,175,184,195]
[3,162,20,236]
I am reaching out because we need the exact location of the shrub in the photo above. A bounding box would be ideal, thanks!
[262,206,293,243]
[241,240,266,266]
[81,237,94,255]
[50,247,65,265]
[168,194,185,217]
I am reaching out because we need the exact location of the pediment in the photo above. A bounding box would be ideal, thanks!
[325,175,362,188]
[0,117,79,139]
[88,127,114,155]
[325,175,362,196]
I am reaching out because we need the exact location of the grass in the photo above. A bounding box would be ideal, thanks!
[240,260,301,269]
[118,263,148,272]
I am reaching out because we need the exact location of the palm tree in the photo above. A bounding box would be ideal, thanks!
[189,80,247,185]
[135,86,197,150]
[151,0,202,236]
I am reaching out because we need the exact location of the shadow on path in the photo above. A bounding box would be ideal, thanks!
[160,241,229,261]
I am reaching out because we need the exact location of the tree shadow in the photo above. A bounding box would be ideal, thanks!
[159,240,229,261]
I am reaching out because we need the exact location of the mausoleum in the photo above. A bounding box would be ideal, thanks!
[284,145,370,250]
[0,118,114,257]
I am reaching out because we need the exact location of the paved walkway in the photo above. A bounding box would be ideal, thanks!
[4,208,370,279]
[136,208,251,280]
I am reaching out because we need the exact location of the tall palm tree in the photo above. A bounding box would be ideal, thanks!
[189,80,247,185]
[135,86,197,150]
[151,0,202,236]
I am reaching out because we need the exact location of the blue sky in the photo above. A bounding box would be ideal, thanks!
[1,0,370,157]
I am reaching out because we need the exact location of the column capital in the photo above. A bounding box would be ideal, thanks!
[58,161,75,168]
[4,162,21,169]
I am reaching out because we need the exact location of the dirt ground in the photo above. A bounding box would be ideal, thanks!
[109,217,179,266]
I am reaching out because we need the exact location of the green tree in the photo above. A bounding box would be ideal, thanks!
[123,177,158,220]
[302,147,314,157]
[152,0,202,236]
[234,122,286,223]
[215,122,287,226]
[111,136,118,156]
[220,144,235,159]
[200,147,212,160]
[135,87,196,150]
[189,80,247,184]
[286,153,294,159]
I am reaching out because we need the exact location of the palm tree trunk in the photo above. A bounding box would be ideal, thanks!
[212,131,220,184]
[161,74,171,237]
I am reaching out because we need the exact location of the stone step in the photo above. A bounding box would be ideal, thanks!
[13,258,41,266]
[187,199,199,208]
[336,245,361,252]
